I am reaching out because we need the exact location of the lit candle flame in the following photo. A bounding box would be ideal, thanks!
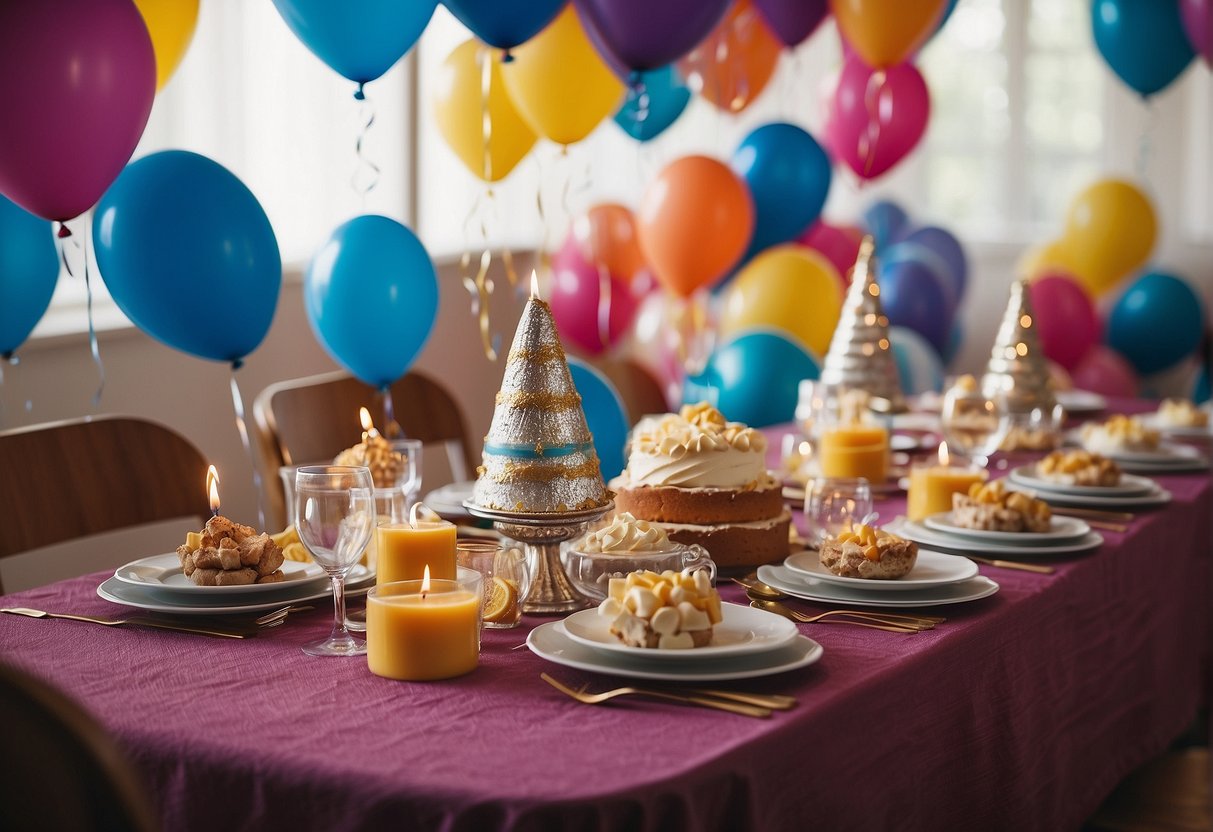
[359,406,378,439]
[938,441,950,467]
[421,564,430,599]
[530,269,539,299]
[206,465,220,516]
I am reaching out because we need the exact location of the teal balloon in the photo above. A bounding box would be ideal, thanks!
[305,215,437,388]
[613,65,690,141]
[271,0,437,86]
[94,151,281,363]
[889,325,944,395]
[862,200,909,249]
[684,329,820,428]
[0,194,58,356]
[943,317,964,366]
[1092,0,1195,97]
[441,0,564,52]
[1106,271,1204,375]
[568,358,629,481]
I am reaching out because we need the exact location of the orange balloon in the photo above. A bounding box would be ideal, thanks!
[679,0,782,113]
[638,155,754,298]
[829,0,948,68]
[573,204,649,284]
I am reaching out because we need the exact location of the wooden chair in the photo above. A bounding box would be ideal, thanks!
[592,358,670,426]
[0,417,210,592]
[252,370,474,528]
[0,661,159,832]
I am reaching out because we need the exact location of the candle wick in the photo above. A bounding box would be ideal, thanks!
[210,509,219,518]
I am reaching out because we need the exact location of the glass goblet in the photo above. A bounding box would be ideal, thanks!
[804,477,874,546]
[390,438,423,510]
[294,465,375,657]
[940,387,1010,467]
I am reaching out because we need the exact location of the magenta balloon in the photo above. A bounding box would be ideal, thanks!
[575,0,731,72]
[0,0,155,222]
[797,222,863,289]
[753,0,829,48]
[548,236,641,356]
[1028,273,1102,372]
[1070,346,1139,399]
[1181,0,1213,65]
[825,56,930,181]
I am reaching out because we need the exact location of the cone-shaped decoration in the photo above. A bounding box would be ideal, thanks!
[981,278,1056,409]
[819,236,905,411]
[471,292,610,514]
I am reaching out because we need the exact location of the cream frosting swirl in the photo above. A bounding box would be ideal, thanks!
[579,513,671,553]
[625,403,768,488]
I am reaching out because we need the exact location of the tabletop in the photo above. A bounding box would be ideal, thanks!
[1,401,1209,831]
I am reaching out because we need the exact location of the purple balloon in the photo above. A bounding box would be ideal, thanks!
[903,226,968,300]
[1181,0,1212,66]
[752,0,828,48]
[0,0,155,222]
[879,256,953,355]
[575,0,731,72]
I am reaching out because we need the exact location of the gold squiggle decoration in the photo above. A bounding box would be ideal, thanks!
[493,458,603,483]
[495,390,582,409]
[507,343,566,363]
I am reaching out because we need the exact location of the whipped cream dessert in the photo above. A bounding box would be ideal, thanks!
[622,402,774,490]
[1157,398,1209,429]
[578,512,671,553]
[597,568,722,649]
[1081,414,1160,454]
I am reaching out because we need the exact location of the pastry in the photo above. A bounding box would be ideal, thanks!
[1080,414,1160,454]
[176,515,285,586]
[819,524,918,580]
[1156,398,1209,429]
[597,568,722,649]
[952,480,1051,533]
[1036,449,1121,487]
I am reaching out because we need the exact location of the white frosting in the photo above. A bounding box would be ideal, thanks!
[579,513,671,553]
[625,403,768,488]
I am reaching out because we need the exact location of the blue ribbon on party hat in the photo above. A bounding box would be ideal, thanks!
[483,440,594,460]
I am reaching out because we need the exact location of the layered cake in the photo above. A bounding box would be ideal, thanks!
[1156,398,1209,429]
[820,524,918,580]
[597,568,723,649]
[612,403,790,569]
[953,480,1051,533]
[471,295,610,513]
[1036,449,1121,487]
[1080,414,1159,455]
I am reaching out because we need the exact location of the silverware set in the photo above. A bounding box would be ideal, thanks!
[541,672,795,719]
[0,604,314,638]
[732,576,945,633]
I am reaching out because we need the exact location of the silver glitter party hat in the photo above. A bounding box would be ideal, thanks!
[471,295,609,514]
[819,236,905,411]
[981,278,1055,409]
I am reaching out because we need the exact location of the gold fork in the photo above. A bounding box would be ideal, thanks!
[540,673,772,718]
[741,588,945,627]
[749,599,936,633]
[0,607,250,639]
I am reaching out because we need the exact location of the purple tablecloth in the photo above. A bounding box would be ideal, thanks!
[1,402,1209,831]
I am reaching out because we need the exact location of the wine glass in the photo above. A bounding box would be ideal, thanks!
[294,465,375,657]
[804,477,874,546]
[391,438,423,508]
[940,385,1010,467]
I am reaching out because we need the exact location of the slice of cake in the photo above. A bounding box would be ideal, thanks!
[952,480,1051,533]
[612,403,790,571]
[1080,414,1160,455]
[1036,449,1121,487]
[597,568,722,649]
[819,524,918,580]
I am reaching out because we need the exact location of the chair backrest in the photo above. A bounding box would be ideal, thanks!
[0,661,159,832]
[252,370,474,528]
[592,358,670,426]
[0,417,210,581]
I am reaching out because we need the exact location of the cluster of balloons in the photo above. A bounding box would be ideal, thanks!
[1091,0,1206,99]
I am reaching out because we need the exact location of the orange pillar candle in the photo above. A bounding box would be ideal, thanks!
[818,424,889,482]
[906,443,988,521]
[367,572,481,681]
[376,519,457,584]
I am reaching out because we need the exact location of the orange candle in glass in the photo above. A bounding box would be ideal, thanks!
[375,504,456,584]
[819,423,889,482]
[906,442,988,521]
[366,568,481,681]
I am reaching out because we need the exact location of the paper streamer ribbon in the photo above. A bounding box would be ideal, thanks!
[56,219,105,407]
[229,366,266,531]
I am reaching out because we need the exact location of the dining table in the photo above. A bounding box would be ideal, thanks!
[1,398,1209,831]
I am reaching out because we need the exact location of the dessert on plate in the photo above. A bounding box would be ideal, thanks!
[952,479,1051,533]
[1080,414,1160,455]
[176,515,285,586]
[612,403,791,570]
[597,568,723,649]
[819,523,918,580]
[1035,449,1121,487]
[1156,398,1209,429]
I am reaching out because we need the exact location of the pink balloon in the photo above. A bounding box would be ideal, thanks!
[797,221,864,288]
[0,0,155,222]
[1070,346,1140,399]
[548,235,641,356]
[628,291,684,408]
[825,56,930,181]
[1029,273,1102,371]
[1181,0,1212,66]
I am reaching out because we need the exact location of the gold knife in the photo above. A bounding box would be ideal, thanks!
[0,607,248,638]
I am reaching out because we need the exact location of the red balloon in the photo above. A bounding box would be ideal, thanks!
[0,0,155,222]
[1070,346,1139,399]
[548,235,641,356]
[1028,273,1102,371]
[825,56,930,181]
[797,221,864,288]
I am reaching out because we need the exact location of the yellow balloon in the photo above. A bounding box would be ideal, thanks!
[134,0,200,92]
[1018,239,1080,280]
[720,245,843,357]
[431,40,537,183]
[501,6,625,146]
[1062,178,1157,295]
[830,0,948,68]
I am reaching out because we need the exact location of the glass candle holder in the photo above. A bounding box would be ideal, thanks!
[455,540,531,629]
[906,461,988,522]
[366,574,482,681]
[375,519,457,584]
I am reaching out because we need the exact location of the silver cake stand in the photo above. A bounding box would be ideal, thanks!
[464,500,613,614]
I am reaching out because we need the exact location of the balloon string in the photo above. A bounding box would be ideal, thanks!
[351,91,381,200]
[596,263,613,352]
[624,74,651,128]
[1135,98,1156,181]
[229,367,266,531]
[461,189,499,361]
[860,69,888,180]
[57,222,105,408]
[379,385,401,438]
[479,46,494,183]
[665,295,711,376]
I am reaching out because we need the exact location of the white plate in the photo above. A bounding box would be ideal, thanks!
[1056,390,1107,414]
[756,564,1000,609]
[528,622,823,682]
[1114,454,1210,474]
[889,519,1104,557]
[1007,482,1172,509]
[559,603,798,660]
[1138,413,1212,440]
[923,512,1090,544]
[784,548,979,591]
[1008,466,1156,497]
[424,481,476,518]
[114,553,326,594]
[97,568,375,615]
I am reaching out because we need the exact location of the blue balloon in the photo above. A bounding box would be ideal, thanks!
[862,200,910,250]
[1106,271,1204,375]
[94,151,281,363]
[0,194,58,356]
[305,215,437,388]
[442,0,564,53]
[883,240,957,309]
[613,65,690,142]
[889,325,944,395]
[932,0,960,36]
[903,226,967,301]
[1092,0,1195,98]
[568,358,630,481]
[879,254,953,356]
[271,0,437,86]
[731,122,832,262]
[684,329,820,428]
